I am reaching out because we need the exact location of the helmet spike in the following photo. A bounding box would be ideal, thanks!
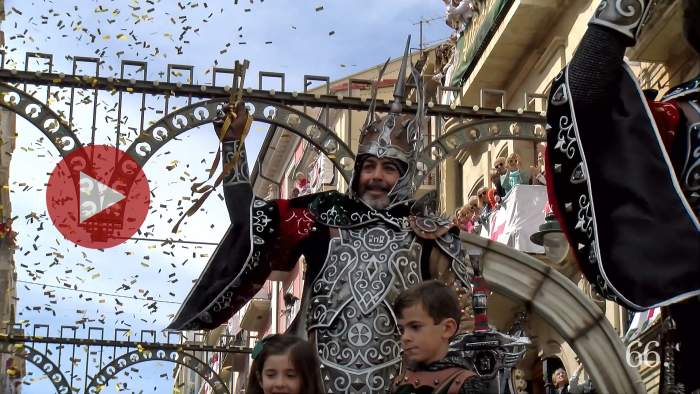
[409,58,425,155]
[390,35,411,114]
[363,58,390,131]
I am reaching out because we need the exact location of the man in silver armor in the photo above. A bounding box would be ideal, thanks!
[168,39,486,393]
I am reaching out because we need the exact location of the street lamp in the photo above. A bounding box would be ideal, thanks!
[531,213,570,264]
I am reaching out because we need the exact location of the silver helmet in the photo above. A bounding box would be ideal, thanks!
[349,36,426,208]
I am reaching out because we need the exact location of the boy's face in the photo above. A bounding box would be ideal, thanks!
[397,304,457,365]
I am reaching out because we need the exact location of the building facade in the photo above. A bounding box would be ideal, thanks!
[0,0,24,392]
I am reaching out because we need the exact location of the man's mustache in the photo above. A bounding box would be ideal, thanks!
[366,181,391,192]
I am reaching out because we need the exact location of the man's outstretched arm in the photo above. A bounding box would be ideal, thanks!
[168,104,274,330]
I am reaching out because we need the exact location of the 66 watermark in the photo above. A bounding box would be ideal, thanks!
[625,340,660,368]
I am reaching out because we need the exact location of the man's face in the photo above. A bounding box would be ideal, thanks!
[553,369,568,388]
[494,160,506,175]
[357,156,401,209]
[398,304,455,365]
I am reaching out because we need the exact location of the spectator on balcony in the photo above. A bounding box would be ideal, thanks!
[477,187,492,211]
[487,188,501,210]
[490,157,507,197]
[246,334,325,394]
[454,201,479,234]
[433,33,460,105]
[453,205,471,233]
[501,153,527,196]
[433,43,453,85]
[476,187,493,231]
[467,196,481,234]
[292,172,311,198]
[531,143,547,186]
[546,367,596,394]
[444,0,476,33]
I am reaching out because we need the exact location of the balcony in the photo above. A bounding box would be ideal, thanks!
[218,330,250,374]
[628,0,685,64]
[448,0,514,88]
[239,285,271,332]
[449,0,564,106]
[476,184,579,279]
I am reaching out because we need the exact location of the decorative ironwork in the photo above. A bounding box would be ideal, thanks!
[0,51,547,182]
[0,82,82,158]
[1,342,72,394]
[0,324,251,394]
[87,349,229,394]
[0,65,542,120]
[125,97,355,181]
[415,118,546,184]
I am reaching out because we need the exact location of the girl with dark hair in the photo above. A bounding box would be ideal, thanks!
[245,334,324,394]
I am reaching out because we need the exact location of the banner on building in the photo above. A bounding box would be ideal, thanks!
[482,185,548,254]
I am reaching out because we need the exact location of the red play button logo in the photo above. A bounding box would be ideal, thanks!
[46,145,150,249]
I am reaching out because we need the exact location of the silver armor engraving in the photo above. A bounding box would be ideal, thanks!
[307,225,421,393]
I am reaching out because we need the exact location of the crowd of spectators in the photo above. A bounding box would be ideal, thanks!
[455,145,549,235]
[433,0,486,104]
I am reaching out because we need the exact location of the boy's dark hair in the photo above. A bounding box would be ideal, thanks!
[246,334,324,394]
[393,280,461,325]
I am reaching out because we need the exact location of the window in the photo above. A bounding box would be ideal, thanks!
[467,176,484,198]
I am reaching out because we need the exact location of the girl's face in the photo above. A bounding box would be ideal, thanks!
[507,157,519,170]
[260,353,302,394]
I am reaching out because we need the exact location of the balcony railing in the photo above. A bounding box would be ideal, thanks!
[239,285,272,332]
[449,0,515,87]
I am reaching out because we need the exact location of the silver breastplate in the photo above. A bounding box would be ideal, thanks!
[307,224,422,393]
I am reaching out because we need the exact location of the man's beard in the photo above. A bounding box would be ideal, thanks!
[359,180,392,209]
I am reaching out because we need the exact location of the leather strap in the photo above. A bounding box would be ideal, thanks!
[396,367,475,394]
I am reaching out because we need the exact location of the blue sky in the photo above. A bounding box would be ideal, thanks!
[1,1,452,392]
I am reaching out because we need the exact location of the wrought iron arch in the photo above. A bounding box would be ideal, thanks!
[415,118,546,184]
[467,175,485,198]
[495,143,509,160]
[1,342,72,394]
[0,82,82,157]
[86,348,229,394]
[122,98,354,182]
